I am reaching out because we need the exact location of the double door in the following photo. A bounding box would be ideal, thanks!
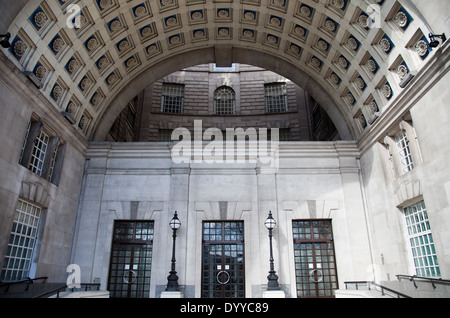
[293,220,338,298]
[108,221,154,298]
[201,221,245,298]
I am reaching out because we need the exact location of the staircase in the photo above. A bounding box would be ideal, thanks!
[0,277,108,298]
[337,275,450,298]
[336,281,411,298]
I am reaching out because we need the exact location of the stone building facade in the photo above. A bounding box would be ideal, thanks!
[107,64,338,143]
[0,0,449,299]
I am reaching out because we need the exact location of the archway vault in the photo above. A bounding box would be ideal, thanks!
[3,0,436,142]
[94,45,354,141]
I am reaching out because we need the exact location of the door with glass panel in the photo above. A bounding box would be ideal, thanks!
[108,221,154,298]
[201,221,245,298]
[292,220,338,298]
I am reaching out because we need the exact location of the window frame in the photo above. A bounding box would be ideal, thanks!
[213,86,236,115]
[395,130,414,174]
[161,83,185,114]
[19,119,66,186]
[381,119,422,180]
[403,200,441,277]
[264,82,288,113]
[0,199,43,282]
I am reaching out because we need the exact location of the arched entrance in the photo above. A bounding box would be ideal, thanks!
[92,46,354,142]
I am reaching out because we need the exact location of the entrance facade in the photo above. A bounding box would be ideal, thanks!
[201,221,245,298]
[292,220,338,298]
[107,221,154,298]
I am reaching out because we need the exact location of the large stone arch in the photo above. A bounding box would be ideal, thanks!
[92,45,354,141]
[2,0,442,144]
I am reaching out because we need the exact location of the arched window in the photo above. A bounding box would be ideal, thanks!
[214,86,235,115]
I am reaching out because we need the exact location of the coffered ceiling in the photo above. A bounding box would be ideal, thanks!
[3,0,436,140]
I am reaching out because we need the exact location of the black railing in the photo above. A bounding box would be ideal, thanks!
[344,281,412,298]
[36,283,101,298]
[396,274,450,289]
[0,276,48,293]
[0,277,101,298]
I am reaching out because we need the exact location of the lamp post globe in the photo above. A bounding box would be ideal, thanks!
[169,211,181,230]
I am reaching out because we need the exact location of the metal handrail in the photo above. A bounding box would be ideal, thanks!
[344,281,412,298]
[396,274,450,289]
[35,283,101,298]
[0,276,48,293]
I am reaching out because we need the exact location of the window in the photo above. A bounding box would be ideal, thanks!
[158,129,173,142]
[161,83,184,113]
[404,201,440,277]
[19,120,66,186]
[214,86,236,115]
[381,119,422,180]
[213,63,236,72]
[1,200,42,281]
[267,128,291,141]
[395,130,414,173]
[265,83,288,113]
[29,130,49,176]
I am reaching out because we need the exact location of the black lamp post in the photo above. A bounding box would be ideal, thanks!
[265,211,280,290]
[166,211,181,291]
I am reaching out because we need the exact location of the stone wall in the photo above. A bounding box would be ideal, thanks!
[72,141,372,297]
[0,52,88,283]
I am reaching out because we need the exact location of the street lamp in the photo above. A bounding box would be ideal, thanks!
[166,211,181,291]
[265,211,280,290]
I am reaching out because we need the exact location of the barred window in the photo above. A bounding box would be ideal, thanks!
[404,201,440,277]
[0,200,42,281]
[265,83,287,113]
[19,120,66,186]
[29,130,49,176]
[267,128,291,141]
[395,130,414,173]
[161,83,184,113]
[158,129,173,142]
[214,86,235,115]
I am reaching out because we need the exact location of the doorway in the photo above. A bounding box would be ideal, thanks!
[108,220,154,298]
[292,219,338,298]
[201,221,245,298]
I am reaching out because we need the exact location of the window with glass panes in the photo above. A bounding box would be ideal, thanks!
[265,83,288,113]
[214,86,236,115]
[158,129,173,142]
[29,130,49,176]
[161,83,184,113]
[19,119,65,186]
[404,201,440,277]
[1,200,42,281]
[395,130,414,173]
